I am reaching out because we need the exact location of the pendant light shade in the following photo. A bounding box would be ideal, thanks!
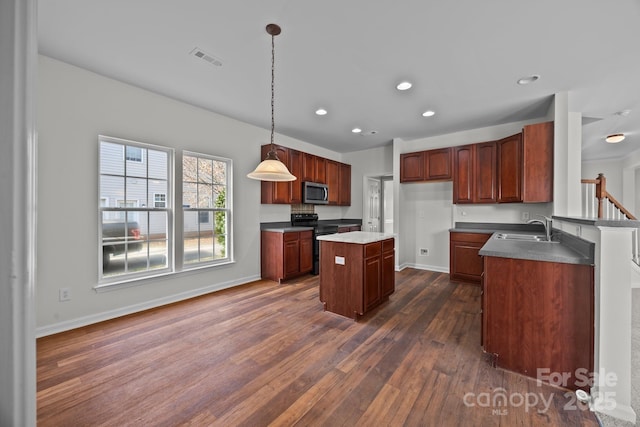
[247,24,297,182]
[247,149,297,181]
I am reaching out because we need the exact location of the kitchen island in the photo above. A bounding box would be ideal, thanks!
[317,232,395,320]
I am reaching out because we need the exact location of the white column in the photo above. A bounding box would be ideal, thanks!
[553,92,583,217]
[593,227,636,423]
[0,0,38,425]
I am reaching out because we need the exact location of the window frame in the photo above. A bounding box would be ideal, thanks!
[98,135,174,284]
[181,151,233,269]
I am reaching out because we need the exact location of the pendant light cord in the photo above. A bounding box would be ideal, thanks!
[270,32,276,149]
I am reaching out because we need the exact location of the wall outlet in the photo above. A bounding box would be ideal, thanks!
[522,211,530,221]
[59,287,71,302]
[419,248,429,256]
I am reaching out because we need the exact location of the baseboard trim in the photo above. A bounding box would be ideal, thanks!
[398,263,449,274]
[36,274,261,338]
[596,404,637,424]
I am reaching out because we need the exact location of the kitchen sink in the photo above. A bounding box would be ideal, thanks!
[494,233,549,242]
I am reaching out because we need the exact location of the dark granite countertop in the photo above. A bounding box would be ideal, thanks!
[261,226,314,233]
[451,222,594,265]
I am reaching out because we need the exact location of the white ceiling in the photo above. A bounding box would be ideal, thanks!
[38,0,640,161]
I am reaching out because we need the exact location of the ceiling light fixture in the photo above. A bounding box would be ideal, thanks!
[605,133,625,143]
[315,108,328,116]
[247,24,296,182]
[396,81,412,91]
[422,110,435,117]
[352,128,362,134]
[517,75,540,85]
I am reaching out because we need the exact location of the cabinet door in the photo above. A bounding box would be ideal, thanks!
[400,152,424,182]
[449,232,491,284]
[283,234,300,278]
[425,148,452,180]
[302,152,316,182]
[299,231,313,273]
[315,157,327,184]
[453,145,475,203]
[522,121,553,202]
[381,245,395,297]
[497,133,523,203]
[326,160,340,205]
[339,163,351,206]
[288,149,302,204]
[260,145,291,204]
[475,141,497,203]
[364,255,381,311]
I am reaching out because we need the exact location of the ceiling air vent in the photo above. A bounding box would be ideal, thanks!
[189,47,223,67]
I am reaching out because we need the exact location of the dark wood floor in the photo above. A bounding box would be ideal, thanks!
[37,269,599,426]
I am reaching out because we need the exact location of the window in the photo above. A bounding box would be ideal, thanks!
[154,193,166,208]
[99,135,172,280]
[125,146,143,162]
[183,152,232,266]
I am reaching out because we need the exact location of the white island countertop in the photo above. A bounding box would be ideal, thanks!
[316,231,395,244]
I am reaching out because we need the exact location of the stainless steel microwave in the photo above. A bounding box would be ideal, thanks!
[303,181,329,204]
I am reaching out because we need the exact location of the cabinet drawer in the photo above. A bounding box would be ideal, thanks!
[283,231,299,242]
[450,232,492,243]
[382,238,394,253]
[364,242,381,258]
[299,230,313,240]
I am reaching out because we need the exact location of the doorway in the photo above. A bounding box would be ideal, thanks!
[363,175,393,233]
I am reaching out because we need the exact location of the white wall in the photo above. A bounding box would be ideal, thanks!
[342,145,393,219]
[36,56,346,333]
[394,120,553,272]
[582,158,623,200]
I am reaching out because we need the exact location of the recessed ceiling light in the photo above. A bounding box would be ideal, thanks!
[396,81,412,91]
[422,110,435,117]
[517,75,540,85]
[605,133,625,143]
[315,108,327,116]
[352,128,362,134]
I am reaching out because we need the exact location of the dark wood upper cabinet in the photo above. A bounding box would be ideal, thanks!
[522,121,554,202]
[400,152,424,182]
[338,162,351,206]
[326,160,340,205]
[425,147,452,180]
[315,157,327,184]
[453,145,475,203]
[497,133,522,203]
[261,144,291,204]
[259,144,350,205]
[400,148,452,183]
[288,149,302,204]
[302,152,316,182]
[475,141,497,203]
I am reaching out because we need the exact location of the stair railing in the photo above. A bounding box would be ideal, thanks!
[581,173,639,265]
[581,173,637,220]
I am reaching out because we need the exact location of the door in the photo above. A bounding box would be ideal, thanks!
[364,177,381,232]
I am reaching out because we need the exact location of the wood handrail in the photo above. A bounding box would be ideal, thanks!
[581,173,637,220]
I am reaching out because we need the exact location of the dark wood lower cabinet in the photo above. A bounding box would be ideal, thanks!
[319,238,395,320]
[482,256,594,391]
[449,232,492,284]
[261,230,313,283]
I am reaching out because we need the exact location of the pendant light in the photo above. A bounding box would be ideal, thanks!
[247,24,297,182]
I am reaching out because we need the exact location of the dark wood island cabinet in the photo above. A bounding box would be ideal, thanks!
[318,232,395,320]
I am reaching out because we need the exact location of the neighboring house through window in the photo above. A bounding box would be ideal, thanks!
[99,135,172,280]
[98,136,233,287]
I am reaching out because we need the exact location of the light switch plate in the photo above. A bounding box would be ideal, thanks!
[335,256,345,265]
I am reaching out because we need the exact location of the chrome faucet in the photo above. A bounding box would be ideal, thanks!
[527,216,552,241]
